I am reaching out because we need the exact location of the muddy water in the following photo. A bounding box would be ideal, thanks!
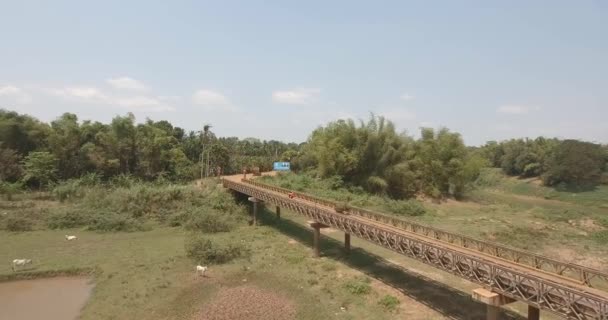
[0,277,94,320]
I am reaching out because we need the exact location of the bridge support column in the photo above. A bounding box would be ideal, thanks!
[472,288,514,320]
[276,206,281,219]
[248,197,263,226]
[527,306,539,320]
[344,233,351,254]
[309,221,328,258]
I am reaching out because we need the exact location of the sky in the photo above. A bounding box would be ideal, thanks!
[0,0,607,145]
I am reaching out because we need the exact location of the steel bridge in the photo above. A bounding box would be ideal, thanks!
[222,174,608,320]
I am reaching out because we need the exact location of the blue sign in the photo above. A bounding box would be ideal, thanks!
[273,162,291,171]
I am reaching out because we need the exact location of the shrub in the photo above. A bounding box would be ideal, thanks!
[109,174,140,188]
[344,277,371,295]
[367,176,388,194]
[87,212,143,232]
[591,231,608,245]
[0,181,22,201]
[47,210,89,229]
[52,180,85,202]
[326,175,344,190]
[543,140,604,187]
[474,168,503,187]
[334,202,350,213]
[378,295,400,311]
[5,216,34,231]
[384,199,426,216]
[185,210,235,233]
[185,236,249,265]
[78,173,102,186]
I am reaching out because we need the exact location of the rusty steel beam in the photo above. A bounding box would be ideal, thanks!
[224,178,608,319]
[242,179,608,289]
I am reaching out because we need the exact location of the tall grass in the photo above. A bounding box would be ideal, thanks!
[44,178,247,232]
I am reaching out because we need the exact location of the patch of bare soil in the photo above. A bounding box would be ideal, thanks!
[545,247,606,270]
[197,286,296,320]
[577,218,605,232]
[421,197,482,209]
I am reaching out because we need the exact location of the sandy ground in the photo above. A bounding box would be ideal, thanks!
[198,286,296,320]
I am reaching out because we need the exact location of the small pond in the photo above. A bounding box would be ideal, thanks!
[0,277,94,320]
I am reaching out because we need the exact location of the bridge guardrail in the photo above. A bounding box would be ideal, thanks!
[240,178,608,289]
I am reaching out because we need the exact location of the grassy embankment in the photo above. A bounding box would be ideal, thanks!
[0,178,442,320]
[259,169,608,271]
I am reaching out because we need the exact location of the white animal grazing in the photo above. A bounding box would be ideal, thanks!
[196,265,208,277]
[65,235,77,241]
[12,259,32,271]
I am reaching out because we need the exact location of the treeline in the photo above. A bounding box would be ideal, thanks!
[0,109,299,187]
[292,115,486,199]
[479,138,608,187]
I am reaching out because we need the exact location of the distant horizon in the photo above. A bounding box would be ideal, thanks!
[1,1,606,145]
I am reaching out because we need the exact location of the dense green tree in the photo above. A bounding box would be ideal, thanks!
[0,145,22,182]
[542,140,605,187]
[22,151,58,188]
[0,109,50,154]
[481,137,559,179]
[298,116,480,199]
[48,113,93,179]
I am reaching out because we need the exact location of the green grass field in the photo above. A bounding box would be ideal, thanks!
[2,170,605,319]
[0,181,449,320]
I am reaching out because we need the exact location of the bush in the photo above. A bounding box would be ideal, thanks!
[591,231,608,245]
[334,202,350,213]
[378,295,400,311]
[543,140,604,187]
[185,210,235,233]
[344,277,371,295]
[78,173,102,186]
[87,212,143,232]
[47,210,89,229]
[384,199,426,216]
[185,236,249,265]
[0,181,22,201]
[52,180,85,202]
[5,216,34,231]
[109,174,140,188]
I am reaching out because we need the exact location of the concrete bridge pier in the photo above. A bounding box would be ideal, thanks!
[527,306,540,320]
[309,221,329,257]
[275,206,281,219]
[344,233,351,254]
[472,288,515,320]
[248,197,263,226]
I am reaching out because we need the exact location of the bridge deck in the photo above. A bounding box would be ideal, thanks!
[223,174,608,319]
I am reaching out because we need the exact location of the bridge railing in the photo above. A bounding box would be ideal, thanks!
[239,178,608,289]
[224,178,608,319]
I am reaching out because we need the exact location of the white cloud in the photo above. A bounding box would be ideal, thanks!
[497,105,540,115]
[48,86,108,101]
[272,88,321,105]
[116,96,174,112]
[192,89,238,112]
[106,77,147,91]
[0,85,32,104]
[400,93,415,101]
[419,121,435,127]
[47,85,174,112]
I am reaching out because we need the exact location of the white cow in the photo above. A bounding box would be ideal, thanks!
[65,235,77,241]
[12,259,32,271]
[196,265,208,277]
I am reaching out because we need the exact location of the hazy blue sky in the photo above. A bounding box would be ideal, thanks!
[1,0,606,145]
